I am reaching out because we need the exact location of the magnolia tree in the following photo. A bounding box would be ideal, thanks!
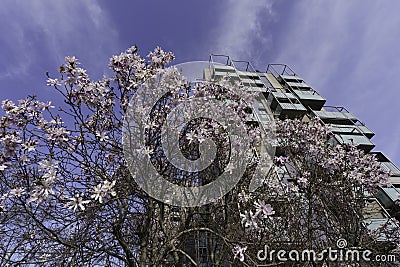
[0,46,176,266]
[0,45,256,266]
[232,119,399,266]
[0,45,397,267]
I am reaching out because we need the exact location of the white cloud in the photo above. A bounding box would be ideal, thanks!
[272,0,400,165]
[0,0,118,79]
[209,0,275,64]
[205,0,400,165]
[273,1,364,91]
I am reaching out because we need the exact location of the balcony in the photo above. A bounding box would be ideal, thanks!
[271,91,296,99]
[312,106,359,124]
[208,55,238,81]
[375,185,400,225]
[357,125,375,138]
[278,74,303,82]
[267,91,291,110]
[382,163,400,177]
[363,217,398,243]
[286,81,311,89]
[377,187,400,210]
[333,133,375,152]
[278,75,311,89]
[275,102,307,119]
[240,78,264,86]
[291,89,326,110]
[329,124,375,139]
[266,90,307,119]
[363,197,399,244]
[371,152,400,177]
[362,198,398,244]
[213,65,238,79]
[265,65,326,110]
[363,198,389,219]
[209,56,270,93]
[240,75,268,93]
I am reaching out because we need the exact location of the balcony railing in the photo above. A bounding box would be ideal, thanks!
[363,198,389,219]
[275,102,307,119]
[279,74,303,81]
[292,89,323,100]
[266,64,297,77]
[333,133,375,152]
[329,124,375,139]
[266,65,326,110]
[312,106,359,123]
[364,218,398,242]
[286,81,311,89]
[209,55,271,94]
[278,103,306,111]
[382,162,400,176]
[377,187,400,209]
[292,89,326,110]
[271,92,296,99]
[371,152,400,177]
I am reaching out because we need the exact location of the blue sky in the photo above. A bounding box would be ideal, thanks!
[0,0,399,165]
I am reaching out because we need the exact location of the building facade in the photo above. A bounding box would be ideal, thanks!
[169,55,400,266]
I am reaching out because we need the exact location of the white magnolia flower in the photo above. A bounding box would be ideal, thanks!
[1,193,9,201]
[28,189,50,204]
[90,180,116,203]
[137,147,153,156]
[21,143,36,152]
[65,56,78,64]
[27,175,57,204]
[49,118,63,125]
[39,160,59,171]
[96,131,109,142]
[254,199,275,218]
[46,78,60,86]
[91,184,104,203]
[43,169,57,180]
[186,131,197,144]
[102,180,116,195]
[10,188,26,197]
[240,211,258,229]
[66,194,91,212]
[238,190,250,203]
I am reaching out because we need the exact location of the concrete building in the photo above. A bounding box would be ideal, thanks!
[172,55,400,266]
